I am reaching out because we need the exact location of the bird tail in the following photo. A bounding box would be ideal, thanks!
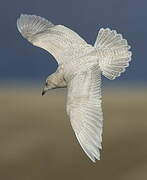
[94,28,132,80]
[17,14,54,40]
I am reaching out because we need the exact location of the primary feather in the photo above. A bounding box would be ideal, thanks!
[66,65,103,162]
[17,14,54,40]
[17,14,132,162]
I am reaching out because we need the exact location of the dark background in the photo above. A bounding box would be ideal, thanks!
[0,0,146,84]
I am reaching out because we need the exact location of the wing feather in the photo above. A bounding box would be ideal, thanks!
[66,66,103,162]
[17,14,94,65]
[17,14,54,40]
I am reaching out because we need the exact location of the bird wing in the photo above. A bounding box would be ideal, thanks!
[94,28,132,80]
[66,65,103,162]
[17,14,89,65]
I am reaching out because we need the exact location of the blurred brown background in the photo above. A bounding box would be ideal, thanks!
[0,87,146,180]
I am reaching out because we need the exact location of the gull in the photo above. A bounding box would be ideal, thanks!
[17,14,132,162]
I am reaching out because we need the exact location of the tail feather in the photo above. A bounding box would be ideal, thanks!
[17,14,54,40]
[94,28,132,80]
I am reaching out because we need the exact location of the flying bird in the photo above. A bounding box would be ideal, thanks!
[17,14,132,162]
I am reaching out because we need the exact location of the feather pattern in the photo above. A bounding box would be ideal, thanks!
[66,66,103,162]
[17,14,92,65]
[94,28,132,79]
[17,14,54,40]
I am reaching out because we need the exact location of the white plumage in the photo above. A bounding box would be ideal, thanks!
[17,14,132,162]
[94,28,132,79]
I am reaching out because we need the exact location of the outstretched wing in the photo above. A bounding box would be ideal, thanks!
[66,66,103,162]
[94,28,132,80]
[17,14,89,65]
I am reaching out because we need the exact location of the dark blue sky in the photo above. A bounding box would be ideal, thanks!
[0,0,147,83]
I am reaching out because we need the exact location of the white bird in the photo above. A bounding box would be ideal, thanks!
[17,14,132,162]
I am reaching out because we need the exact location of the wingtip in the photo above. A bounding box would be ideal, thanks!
[75,132,101,163]
[16,14,54,40]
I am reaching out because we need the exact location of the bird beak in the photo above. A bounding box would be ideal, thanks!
[42,90,46,96]
[42,85,53,96]
[42,87,48,96]
[42,85,48,96]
